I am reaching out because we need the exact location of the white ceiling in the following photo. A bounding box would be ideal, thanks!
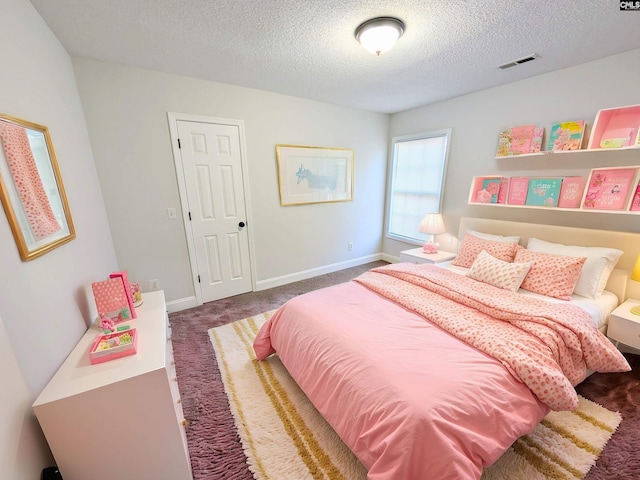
[29,0,640,114]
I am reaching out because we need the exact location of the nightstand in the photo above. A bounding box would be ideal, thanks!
[607,299,640,349]
[399,247,457,265]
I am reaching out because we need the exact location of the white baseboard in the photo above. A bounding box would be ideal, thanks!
[167,253,385,313]
[166,295,198,313]
[381,252,399,264]
[255,253,383,291]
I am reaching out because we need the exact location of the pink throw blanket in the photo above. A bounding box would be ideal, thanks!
[355,263,630,411]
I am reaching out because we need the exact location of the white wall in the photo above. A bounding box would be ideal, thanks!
[0,0,118,473]
[0,316,52,479]
[386,48,640,258]
[72,59,389,306]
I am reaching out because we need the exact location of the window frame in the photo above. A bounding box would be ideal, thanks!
[385,128,451,245]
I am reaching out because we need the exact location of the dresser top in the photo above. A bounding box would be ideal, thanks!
[33,291,168,407]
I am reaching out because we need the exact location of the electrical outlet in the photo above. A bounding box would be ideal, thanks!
[150,279,160,290]
[348,242,353,251]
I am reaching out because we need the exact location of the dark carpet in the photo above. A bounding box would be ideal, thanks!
[169,261,640,479]
[577,352,640,480]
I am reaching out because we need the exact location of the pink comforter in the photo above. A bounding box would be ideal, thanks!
[253,264,630,480]
[357,264,630,411]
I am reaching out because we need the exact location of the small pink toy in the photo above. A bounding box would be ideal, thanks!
[99,313,116,333]
[130,282,142,303]
[422,242,438,254]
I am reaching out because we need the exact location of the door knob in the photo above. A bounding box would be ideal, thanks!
[239,221,246,228]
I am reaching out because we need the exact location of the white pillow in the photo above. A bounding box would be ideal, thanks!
[526,238,623,299]
[468,230,520,244]
[467,250,532,292]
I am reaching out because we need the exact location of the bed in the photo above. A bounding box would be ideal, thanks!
[253,217,636,479]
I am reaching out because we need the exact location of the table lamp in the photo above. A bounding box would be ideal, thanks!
[631,254,640,315]
[418,213,446,254]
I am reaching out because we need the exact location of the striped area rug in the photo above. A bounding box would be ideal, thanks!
[209,312,622,480]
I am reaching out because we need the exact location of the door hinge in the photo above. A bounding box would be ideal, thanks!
[197,275,201,283]
[177,138,181,149]
[188,211,191,221]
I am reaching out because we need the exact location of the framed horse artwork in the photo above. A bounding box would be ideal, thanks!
[276,144,354,206]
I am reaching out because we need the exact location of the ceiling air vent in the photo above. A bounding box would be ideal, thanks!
[498,54,540,70]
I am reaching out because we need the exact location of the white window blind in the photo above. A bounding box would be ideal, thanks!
[387,129,451,243]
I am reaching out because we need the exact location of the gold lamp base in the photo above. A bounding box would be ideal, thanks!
[630,305,640,316]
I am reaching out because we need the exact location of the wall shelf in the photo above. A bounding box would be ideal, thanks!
[471,146,640,215]
[468,201,640,215]
[494,146,640,171]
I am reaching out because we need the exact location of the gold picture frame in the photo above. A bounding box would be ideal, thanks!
[276,144,354,206]
[0,114,75,260]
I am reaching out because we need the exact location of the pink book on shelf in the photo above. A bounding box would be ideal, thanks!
[92,278,133,322]
[496,125,537,156]
[509,125,535,154]
[582,168,637,210]
[507,177,529,205]
[497,177,509,204]
[481,178,502,203]
[557,177,586,208]
[530,127,544,153]
[471,176,505,203]
[110,271,137,319]
[630,181,640,211]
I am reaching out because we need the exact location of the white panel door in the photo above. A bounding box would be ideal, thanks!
[177,120,252,303]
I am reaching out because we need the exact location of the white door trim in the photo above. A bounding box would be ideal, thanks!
[167,112,256,306]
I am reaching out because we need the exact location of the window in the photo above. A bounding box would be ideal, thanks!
[386,129,451,243]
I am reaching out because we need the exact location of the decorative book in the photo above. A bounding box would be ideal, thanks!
[525,178,562,207]
[497,177,509,204]
[110,271,137,319]
[482,178,501,203]
[630,181,640,211]
[547,121,585,151]
[557,176,586,208]
[507,177,529,205]
[582,167,638,210]
[470,176,508,204]
[92,278,133,323]
[496,125,544,156]
[531,126,544,153]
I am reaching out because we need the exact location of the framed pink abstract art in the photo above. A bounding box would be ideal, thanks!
[0,113,75,260]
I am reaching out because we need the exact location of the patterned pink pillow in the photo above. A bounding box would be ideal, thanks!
[515,248,587,300]
[467,251,532,292]
[452,233,517,268]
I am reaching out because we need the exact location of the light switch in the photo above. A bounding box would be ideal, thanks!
[167,208,177,219]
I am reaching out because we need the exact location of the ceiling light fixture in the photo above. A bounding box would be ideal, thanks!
[355,17,405,56]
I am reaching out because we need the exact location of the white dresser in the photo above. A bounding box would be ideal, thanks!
[33,291,192,480]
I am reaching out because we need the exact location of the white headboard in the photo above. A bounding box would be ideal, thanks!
[458,217,640,303]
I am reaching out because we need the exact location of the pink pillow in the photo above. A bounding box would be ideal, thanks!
[514,248,586,300]
[452,233,517,268]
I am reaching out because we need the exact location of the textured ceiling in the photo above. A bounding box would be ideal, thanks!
[29,0,640,114]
